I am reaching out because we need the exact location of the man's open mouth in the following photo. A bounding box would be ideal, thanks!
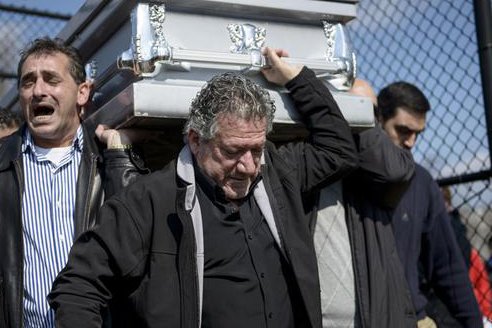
[33,105,55,117]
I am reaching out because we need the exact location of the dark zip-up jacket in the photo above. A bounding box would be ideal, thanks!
[48,67,358,328]
[342,190,417,328]
[344,126,417,327]
[0,123,146,328]
[311,125,417,328]
[392,164,482,327]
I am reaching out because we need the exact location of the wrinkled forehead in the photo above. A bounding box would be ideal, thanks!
[215,112,268,130]
[26,50,70,66]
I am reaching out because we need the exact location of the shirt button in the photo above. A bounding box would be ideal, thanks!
[248,234,253,240]
[268,312,273,319]
[260,272,265,278]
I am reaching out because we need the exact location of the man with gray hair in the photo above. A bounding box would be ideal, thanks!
[48,47,357,327]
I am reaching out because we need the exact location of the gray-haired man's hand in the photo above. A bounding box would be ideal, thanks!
[261,47,303,86]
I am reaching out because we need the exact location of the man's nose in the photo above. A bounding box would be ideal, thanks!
[33,79,47,97]
[403,133,417,149]
[237,151,257,174]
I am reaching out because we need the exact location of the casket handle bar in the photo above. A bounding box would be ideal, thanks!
[117,47,349,76]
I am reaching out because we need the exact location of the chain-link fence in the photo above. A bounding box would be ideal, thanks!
[0,3,69,100]
[347,0,492,321]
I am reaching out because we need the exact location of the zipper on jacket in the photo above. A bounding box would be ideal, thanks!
[82,154,99,231]
[176,192,201,327]
[13,159,25,328]
[344,201,366,328]
[191,238,200,327]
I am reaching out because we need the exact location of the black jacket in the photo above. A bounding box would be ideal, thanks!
[0,123,146,328]
[311,126,418,328]
[48,67,358,328]
[392,164,482,327]
[345,126,417,327]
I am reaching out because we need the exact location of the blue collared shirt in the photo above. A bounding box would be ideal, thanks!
[22,126,83,327]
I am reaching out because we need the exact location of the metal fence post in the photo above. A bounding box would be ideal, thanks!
[474,0,492,169]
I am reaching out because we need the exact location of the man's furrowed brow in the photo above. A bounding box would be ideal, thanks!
[20,71,36,84]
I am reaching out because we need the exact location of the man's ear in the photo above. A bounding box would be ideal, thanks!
[187,130,200,155]
[77,82,91,120]
[77,81,91,107]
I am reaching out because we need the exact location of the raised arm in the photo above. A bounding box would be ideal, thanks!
[261,47,358,191]
[95,124,149,198]
[351,125,415,208]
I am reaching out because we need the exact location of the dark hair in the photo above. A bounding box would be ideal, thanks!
[377,81,430,121]
[0,110,22,129]
[17,37,86,86]
[441,186,452,205]
[184,72,276,141]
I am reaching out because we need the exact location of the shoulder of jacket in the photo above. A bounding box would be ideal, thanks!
[0,131,23,170]
[414,164,434,180]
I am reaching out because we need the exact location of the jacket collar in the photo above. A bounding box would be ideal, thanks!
[22,125,84,157]
[176,144,280,245]
[79,121,101,162]
[0,125,24,171]
[0,122,100,170]
[176,145,196,211]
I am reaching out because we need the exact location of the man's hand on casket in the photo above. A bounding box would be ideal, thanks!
[261,47,303,86]
[95,124,135,150]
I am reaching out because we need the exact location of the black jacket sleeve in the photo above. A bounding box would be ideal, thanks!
[48,185,154,327]
[350,125,415,208]
[102,148,149,198]
[420,177,482,327]
[278,67,358,192]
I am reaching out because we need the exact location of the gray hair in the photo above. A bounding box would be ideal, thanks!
[183,72,276,141]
